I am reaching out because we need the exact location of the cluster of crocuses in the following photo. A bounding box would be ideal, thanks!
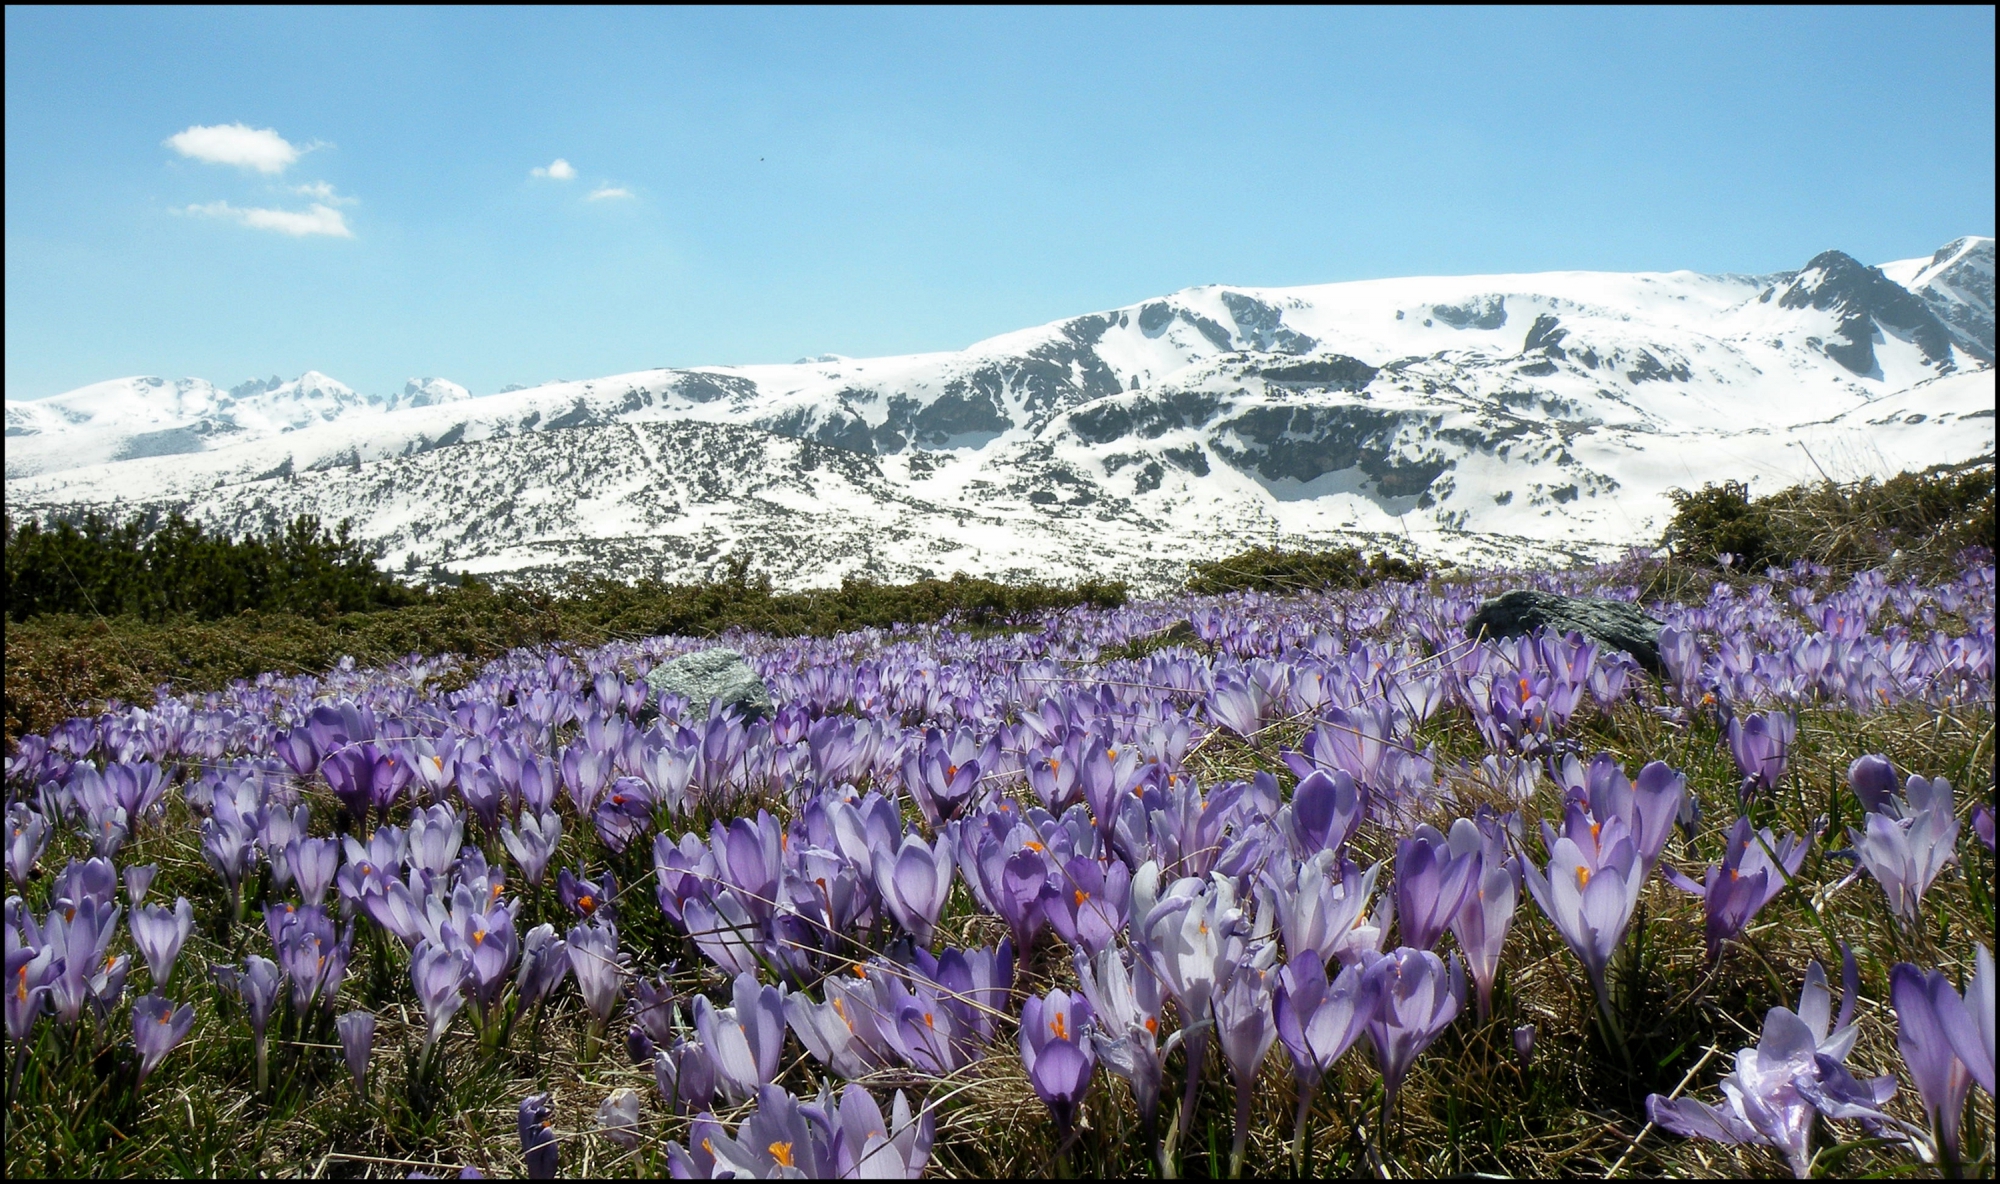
[3,558,1993,1179]
[1648,943,1995,1178]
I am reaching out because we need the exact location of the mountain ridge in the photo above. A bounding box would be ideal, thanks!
[7,238,1992,593]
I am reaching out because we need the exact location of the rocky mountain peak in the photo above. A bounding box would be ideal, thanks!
[1775,249,1958,375]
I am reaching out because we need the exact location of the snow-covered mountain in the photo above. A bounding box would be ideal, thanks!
[3,371,472,479]
[6,238,1992,591]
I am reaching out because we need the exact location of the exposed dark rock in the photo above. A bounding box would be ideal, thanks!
[1068,390,1226,445]
[1775,250,1958,375]
[1209,405,1447,498]
[1624,349,1692,383]
[643,648,773,721]
[116,426,210,461]
[1466,590,1663,671]
[1522,314,1568,357]
[676,373,760,404]
[1254,355,1379,390]
[544,399,600,431]
[1220,292,1319,354]
[1162,445,1210,475]
[1430,296,1508,330]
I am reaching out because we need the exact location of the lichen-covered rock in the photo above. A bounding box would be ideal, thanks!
[1466,590,1664,672]
[642,648,773,721]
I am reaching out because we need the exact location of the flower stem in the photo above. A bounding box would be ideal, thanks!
[1229,1076,1252,1178]
[1290,1078,1314,1175]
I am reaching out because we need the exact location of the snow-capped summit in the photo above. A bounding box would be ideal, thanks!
[7,236,1992,590]
[7,370,390,479]
[1879,236,1995,365]
[386,378,472,411]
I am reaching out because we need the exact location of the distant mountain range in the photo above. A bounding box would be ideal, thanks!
[6,236,1992,592]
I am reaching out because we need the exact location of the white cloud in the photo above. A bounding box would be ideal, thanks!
[530,158,577,180]
[181,201,354,238]
[587,186,634,201]
[291,181,357,205]
[165,123,305,174]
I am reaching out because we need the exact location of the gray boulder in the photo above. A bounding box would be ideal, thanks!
[1465,590,1664,672]
[642,648,774,721]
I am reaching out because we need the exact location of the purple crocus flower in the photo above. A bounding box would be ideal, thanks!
[1726,710,1796,797]
[979,842,1053,956]
[130,992,195,1087]
[682,890,764,979]
[628,974,677,1051]
[567,921,627,1030]
[130,896,194,988]
[1664,818,1809,959]
[200,812,259,899]
[1394,825,1480,952]
[1019,988,1096,1141]
[219,953,284,1044]
[1075,946,1171,1162]
[270,904,352,1009]
[1262,851,1390,969]
[406,804,464,878]
[655,1035,719,1115]
[444,896,519,1010]
[902,735,983,826]
[910,939,1014,1050]
[1215,943,1280,1176]
[557,867,617,923]
[6,944,64,1044]
[1045,855,1130,957]
[1274,948,1378,1164]
[1513,1023,1535,1069]
[500,811,562,888]
[1362,947,1465,1112]
[696,1083,841,1178]
[340,824,408,891]
[1549,754,1686,878]
[51,855,118,911]
[596,1086,643,1150]
[1891,953,1992,1164]
[1846,754,1900,815]
[1274,769,1365,858]
[1135,863,1251,1153]
[1973,804,1995,854]
[831,1084,934,1179]
[1445,817,1519,1021]
[40,896,123,1027]
[519,1092,558,1179]
[410,939,471,1058]
[5,804,49,890]
[123,861,158,907]
[1521,821,1644,1015]
[593,777,655,854]
[875,833,954,947]
[1849,775,1959,925]
[337,1009,376,1093]
[1968,944,1998,1101]
[694,971,789,1103]
[285,837,341,908]
[320,745,379,830]
[788,970,898,1080]
[515,923,571,1010]
[1273,947,1377,1092]
[1649,950,1883,1178]
[262,804,310,890]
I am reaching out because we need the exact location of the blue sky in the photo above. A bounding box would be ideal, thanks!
[5,6,1993,401]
